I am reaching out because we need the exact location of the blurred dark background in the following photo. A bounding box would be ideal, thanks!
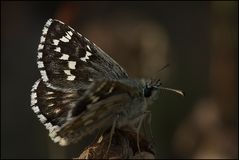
[1,1,238,159]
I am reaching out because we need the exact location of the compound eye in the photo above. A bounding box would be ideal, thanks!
[143,86,153,98]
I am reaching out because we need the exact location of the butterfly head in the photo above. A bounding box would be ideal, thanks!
[144,79,184,98]
[143,79,161,98]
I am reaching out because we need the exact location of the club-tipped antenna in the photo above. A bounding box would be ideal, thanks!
[155,86,185,96]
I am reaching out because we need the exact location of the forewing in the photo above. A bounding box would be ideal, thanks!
[37,18,128,91]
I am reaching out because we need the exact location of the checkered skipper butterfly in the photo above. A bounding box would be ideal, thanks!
[31,18,184,146]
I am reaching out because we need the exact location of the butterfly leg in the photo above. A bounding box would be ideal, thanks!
[143,110,161,158]
[135,99,149,155]
[136,110,155,154]
[104,114,119,158]
[144,111,154,145]
[136,113,146,154]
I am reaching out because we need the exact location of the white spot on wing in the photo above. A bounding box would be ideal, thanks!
[97,136,103,144]
[31,92,37,103]
[67,76,75,81]
[38,44,44,50]
[64,70,76,81]
[37,61,44,68]
[31,95,37,106]
[89,78,93,82]
[60,36,69,42]
[53,39,59,45]
[38,52,43,59]
[52,125,60,132]
[42,27,48,35]
[31,98,37,106]
[59,54,69,60]
[40,70,49,82]
[64,70,71,75]
[53,136,61,143]
[54,108,61,114]
[49,131,57,138]
[54,47,61,52]
[45,124,61,141]
[108,83,115,94]
[40,36,46,43]
[68,61,76,69]
[38,114,47,123]
[80,51,92,62]
[59,138,68,146]
[109,87,114,94]
[96,81,107,92]
[67,31,73,36]
[45,19,53,27]
[46,92,54,95]
[49,125,60,133]
[64,93,76,98]
[65,34,71,39]
[32,106,40,114]
[44,122,53,130]
[86,45,91,51]
[31,79,41,91]
[48,103,54,106]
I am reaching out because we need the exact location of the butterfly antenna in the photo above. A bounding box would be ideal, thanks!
[157,63,170,73]
[151,63,170,83]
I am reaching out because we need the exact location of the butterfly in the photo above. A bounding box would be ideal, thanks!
[30,18,184,146]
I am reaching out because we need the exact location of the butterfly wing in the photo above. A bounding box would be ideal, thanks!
[37,18,128,91]
[31,78,143,146]
[31,79,81,145]
[31,19,142,146]
[56,79,143,145]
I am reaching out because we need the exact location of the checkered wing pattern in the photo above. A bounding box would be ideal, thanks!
[31,19,141,146]
[36,19,128,91]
